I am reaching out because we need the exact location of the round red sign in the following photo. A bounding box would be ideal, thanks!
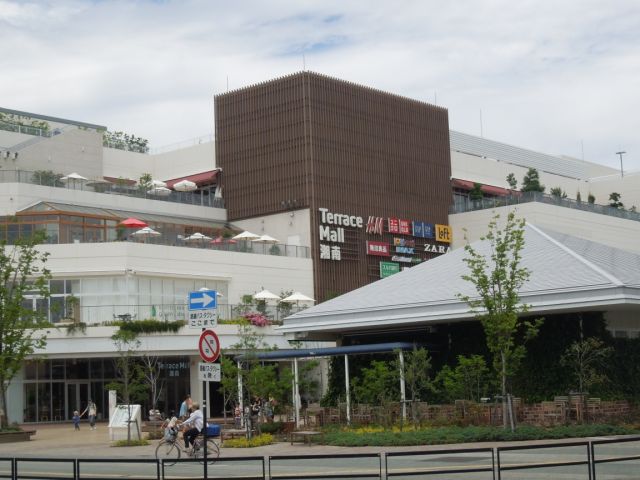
[198,329,221,363]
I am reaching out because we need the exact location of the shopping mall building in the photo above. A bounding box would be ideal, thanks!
[2,71,639,424]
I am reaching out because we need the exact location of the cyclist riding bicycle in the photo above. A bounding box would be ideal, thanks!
[179,401,203,451]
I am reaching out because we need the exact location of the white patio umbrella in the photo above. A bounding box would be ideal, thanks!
[61,172,88,182]
[85,178,112,187]
[131,227,161,242]
[151,180,168,188]
[185,232,212,242]
[148,186,172,196]
[61,172,88,190]
[253,234,280,244]
[232,230,261,241]
[173,179,198,192]
[253,289,281,301]
[280,292,316,304]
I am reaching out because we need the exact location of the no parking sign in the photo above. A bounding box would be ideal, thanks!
[198,329,220,363]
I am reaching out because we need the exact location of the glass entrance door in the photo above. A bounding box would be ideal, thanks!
[66,382,90,420]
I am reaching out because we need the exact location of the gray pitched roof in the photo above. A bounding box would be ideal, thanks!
[280,224,640,336]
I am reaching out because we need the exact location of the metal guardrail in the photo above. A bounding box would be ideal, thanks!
[0,170,224,209]
[1,436,638,479]
[451,191,640,223]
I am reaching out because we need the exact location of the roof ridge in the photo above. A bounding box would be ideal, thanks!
[526,223,624,287]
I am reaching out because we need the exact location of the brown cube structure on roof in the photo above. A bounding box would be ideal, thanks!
[216,72,452,302]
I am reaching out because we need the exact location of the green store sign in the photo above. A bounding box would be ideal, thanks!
[379,261,400,278]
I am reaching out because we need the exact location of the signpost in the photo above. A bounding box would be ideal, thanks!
[188,290,218,328]
[197,328,221,477]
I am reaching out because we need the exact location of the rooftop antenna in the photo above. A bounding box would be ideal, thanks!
[302,53,306,71]
[434,91,437,105]
[226,76,229,92]
[581,140,585,161]
[479,109,484,138]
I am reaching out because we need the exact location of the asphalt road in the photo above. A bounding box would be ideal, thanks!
[0,424,638,479]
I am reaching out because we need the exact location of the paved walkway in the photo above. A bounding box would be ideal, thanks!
[0,422,632,459]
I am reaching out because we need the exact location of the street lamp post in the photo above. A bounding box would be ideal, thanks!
[616,151,626,177]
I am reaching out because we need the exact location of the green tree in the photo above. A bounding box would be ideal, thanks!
[458,212,543,430]
[351,360,398,413]
[138,173,153,193]
[561,337,613,393]
[588,193,596,204]
[469,183,484,202]
[608,192,623,209]
[550,187,567,199]
[506,173,518,190]
[395,347,433,425]
[576,191,582,203]
[0,233,50,428]
[32,170,65,187]
[521,168,545,193]
[436,355,489,402]
[107,329,147,444]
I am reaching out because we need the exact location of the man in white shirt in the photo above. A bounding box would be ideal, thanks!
[181,401,203,450]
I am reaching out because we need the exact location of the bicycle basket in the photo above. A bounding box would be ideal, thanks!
[164,427,178,441]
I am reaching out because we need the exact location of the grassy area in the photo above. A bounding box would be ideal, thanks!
[112,439,150,447]
[223,433,274,448]
[320,424,640,447]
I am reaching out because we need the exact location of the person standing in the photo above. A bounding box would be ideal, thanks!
[179,394,192,419]
[72,410,81,431]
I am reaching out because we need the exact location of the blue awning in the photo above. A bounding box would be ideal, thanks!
[234,341,418,361]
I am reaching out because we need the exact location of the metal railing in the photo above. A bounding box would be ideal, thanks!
[1,436,638,479]
[0,120,51,138]
[451,191,640,223]
[63,302,308,325]
[0,170,224,209]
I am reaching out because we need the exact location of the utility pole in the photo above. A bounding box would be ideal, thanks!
[616,151,626,177]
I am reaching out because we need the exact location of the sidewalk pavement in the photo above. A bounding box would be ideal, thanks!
[0,422,629,460]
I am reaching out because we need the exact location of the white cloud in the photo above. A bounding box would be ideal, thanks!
[1,0,638,170]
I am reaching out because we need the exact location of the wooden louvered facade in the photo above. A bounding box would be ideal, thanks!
[216,72,452,302]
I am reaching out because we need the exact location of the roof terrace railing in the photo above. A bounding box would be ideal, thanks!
[451,190,640,223]
[0,170,224,209]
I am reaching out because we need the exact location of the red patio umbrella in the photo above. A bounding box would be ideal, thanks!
[118,217,148,228]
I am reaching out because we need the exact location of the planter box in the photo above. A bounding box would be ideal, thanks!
[0,430,36,443]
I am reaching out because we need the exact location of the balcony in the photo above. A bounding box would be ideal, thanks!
[451,191,640,223]
[0,170,224,209]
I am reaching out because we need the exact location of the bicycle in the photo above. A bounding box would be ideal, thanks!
[155,426,220,466]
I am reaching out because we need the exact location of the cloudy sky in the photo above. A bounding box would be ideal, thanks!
[1,0,638,170]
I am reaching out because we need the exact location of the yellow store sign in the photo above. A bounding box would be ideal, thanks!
[435,224,452,244]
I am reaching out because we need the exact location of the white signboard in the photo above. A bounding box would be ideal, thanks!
[108,404,142,441]
[188,308,217,328]
[198,362,221,382]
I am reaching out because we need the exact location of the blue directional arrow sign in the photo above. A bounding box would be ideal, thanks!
[188,290,217,310]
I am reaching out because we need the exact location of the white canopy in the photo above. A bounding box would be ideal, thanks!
[151,180,167,188]
[280,292,316,303]
[173,179,198,192]
[61,172,88,181]
[232,231,261,241]
[253,289,281,301]
[186,232,212,241]
[253,234,280,244]
[132,227,161,237]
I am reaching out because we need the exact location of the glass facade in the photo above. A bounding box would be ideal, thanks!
[22,357,191,423]
[21,277,227,325]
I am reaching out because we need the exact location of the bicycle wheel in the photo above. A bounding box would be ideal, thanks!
[195,438,220,465]
[155,440,181,466]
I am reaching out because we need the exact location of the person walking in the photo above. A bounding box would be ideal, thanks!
[81,400,98,430]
